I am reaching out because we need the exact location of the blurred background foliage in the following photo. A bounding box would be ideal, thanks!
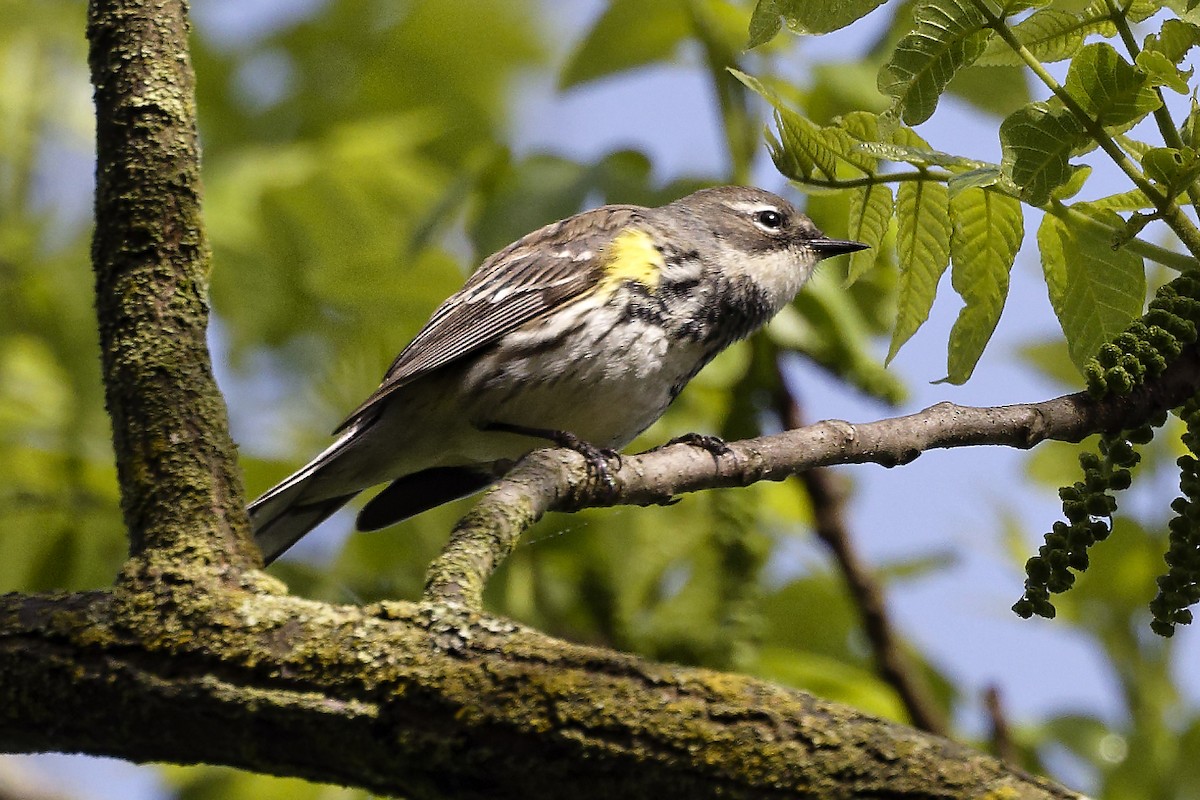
[1,0,1197,798]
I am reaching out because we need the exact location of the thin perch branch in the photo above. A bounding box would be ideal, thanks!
[425,347,1200,607]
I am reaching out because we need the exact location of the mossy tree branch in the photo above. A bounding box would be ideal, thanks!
[88,0,255,568]
[0,580,1076,799]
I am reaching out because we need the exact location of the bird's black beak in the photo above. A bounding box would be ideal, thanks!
[809,238,869,259]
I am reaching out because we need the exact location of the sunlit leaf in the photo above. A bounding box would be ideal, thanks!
[1142,146,1200,194]
[1064,42,1161,128]
[943,187,1023,383]
[977,7,1114,66]
[1078,187,1153,211]
[852,139,989,170]
[748,0,888,44]
[878,0,991,125]
[846,183,893,284]
[888,178,952,362]
[1000,102,1086,206]
[1144,18,1200,66]
[1050,164,1092,200]
[1038,210,1146,372]
[1137,49,1191,94]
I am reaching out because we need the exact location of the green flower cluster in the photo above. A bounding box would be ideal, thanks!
[1150,396,1200,637]
[1015,273,1200,627]
[1084,275,1200,398]
[1014,428,1147,619]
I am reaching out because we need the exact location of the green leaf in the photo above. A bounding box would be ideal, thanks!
[771,109,845,182]
[1038,210,1146,372]
[878,0,991,125]
[1064,42,1161,128]
[779,278,908,404]
[753,646,908,721]
[851,140,990,170]
[1183,98,1200,150]
[946,64,1030,117]
[747,0,785,47]
[1142,146,1200,194]
[1000,102,1086,206]
[830,109,881,172]
[846,182,894,284]
[943,187,1023,383]
[888,179,952,362]
[1079,187,1153,211]
[559,0,689,89]
[948,166,1003,193]
[1144,18,1200,65]
[1050,164,1091,200]
[748,0,888,41]
[1119,0,1162,23]
[1136,50,1191,94]
[1116,135,1153,162]
[736,70,870,184]
[977,7,1114,67]
[998,0,1052,12]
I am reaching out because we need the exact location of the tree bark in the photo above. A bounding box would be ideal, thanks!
[88,0,255,568]
[0,578,1076,799]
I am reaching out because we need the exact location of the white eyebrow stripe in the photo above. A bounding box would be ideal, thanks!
[726,200,780,215]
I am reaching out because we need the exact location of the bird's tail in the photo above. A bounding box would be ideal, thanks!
[248,431,361,565]
[249,429,501,564]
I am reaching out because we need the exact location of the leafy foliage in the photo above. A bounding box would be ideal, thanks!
[9,0,1200,797]
[1038,208,1146,371]
[748,0,888,43]
[877,0,991,125]
[945,183,1023,383]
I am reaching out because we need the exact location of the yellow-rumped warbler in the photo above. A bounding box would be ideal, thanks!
[249,185,865,563]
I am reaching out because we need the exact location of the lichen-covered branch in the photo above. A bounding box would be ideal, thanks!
[88,0,254,567]
[426,347,1200,608]
[0,580,1077,800]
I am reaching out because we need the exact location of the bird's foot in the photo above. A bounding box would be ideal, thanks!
[483,421,620,488]
[662,432,733,458]
[546,430,621,487]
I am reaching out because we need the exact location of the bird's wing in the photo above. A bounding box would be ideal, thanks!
[333,204,647,433]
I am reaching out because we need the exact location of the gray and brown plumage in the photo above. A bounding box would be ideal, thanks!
[248,186,865,563]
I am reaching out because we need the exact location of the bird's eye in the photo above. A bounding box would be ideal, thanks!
[754,209,785,231]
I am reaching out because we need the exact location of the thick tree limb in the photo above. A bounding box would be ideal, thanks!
[0,577,1077,799]
[88,0,254,567]
[425,346,1200,608]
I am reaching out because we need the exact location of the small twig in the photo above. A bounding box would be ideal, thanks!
[985,685,1019,766]
[424,347,1200,608]
[778,382,949,737]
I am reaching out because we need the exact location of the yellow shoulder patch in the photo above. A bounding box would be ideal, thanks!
[601,228,664,291]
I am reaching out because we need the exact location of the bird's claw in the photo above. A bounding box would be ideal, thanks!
[482,420,622,488]
[549,430,621,488]
[663,432,733,458]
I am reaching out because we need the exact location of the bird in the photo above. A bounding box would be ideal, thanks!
[248,185,866,564]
